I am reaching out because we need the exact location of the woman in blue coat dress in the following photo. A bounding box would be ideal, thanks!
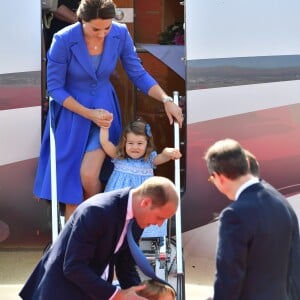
[34,0,184,220]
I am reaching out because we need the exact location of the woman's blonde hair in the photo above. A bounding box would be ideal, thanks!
[137,279,176,300]
[116,118,155,161]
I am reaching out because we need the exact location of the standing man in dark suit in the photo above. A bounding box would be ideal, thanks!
[245,148,300,300]
[204,138,300,300]
[19,176,178,300]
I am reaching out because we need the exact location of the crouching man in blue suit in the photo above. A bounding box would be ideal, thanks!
[19,176,178,300]
[204,139,300,300]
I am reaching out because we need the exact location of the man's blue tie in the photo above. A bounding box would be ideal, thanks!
[126,219,176,292]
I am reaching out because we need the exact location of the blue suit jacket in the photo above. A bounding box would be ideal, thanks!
[34,21,157,204]
[214,182,300,300]
[20,187,142,300]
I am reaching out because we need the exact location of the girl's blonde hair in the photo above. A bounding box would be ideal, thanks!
[137,279,176,300]
[116,118,155,161]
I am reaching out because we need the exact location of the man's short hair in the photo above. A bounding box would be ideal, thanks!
[244,149,260,177]
[204,138,249,179]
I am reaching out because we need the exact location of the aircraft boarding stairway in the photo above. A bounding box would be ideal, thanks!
[48,92,185,300]
[139,91,185,299]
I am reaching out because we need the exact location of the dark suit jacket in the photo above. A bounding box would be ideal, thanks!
[281,194,300,300]
[20,187,142,300]
[214,182,300,300]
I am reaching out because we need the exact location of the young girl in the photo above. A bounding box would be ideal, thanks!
[137,279,176,300]
[100,118,181,237]
[100,118,182,192]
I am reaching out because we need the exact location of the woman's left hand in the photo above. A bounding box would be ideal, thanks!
[164,101,184,128]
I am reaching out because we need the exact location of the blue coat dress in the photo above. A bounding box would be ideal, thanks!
[34,21,157,204]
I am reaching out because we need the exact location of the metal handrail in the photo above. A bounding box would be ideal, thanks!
[173,91,185,300]
[49,97,59,242]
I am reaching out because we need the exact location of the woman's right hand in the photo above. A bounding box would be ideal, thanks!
[90,108,113,128]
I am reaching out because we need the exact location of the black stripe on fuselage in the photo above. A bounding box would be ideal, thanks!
[0,71,41,110]
[187,55,300,91]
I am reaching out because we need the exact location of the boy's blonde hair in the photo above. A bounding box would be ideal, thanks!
[116,118,155,161]
[137,279,176,300]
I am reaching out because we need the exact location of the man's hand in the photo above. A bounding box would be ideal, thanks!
[112,285,147,300]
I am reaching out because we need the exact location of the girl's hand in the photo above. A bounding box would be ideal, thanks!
[163,147,182,160]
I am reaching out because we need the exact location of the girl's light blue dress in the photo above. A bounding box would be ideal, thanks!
[105,151,167,238]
